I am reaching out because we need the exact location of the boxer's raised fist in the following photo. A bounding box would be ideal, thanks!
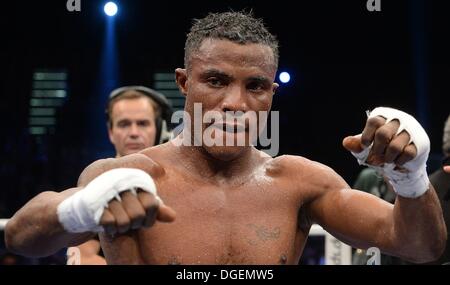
[343,107,430,198]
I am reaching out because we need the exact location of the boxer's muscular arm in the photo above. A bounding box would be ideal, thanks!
[305,165,446,263]
[4,159,112,257]
[303,109,447,263]
[5,154,173,258]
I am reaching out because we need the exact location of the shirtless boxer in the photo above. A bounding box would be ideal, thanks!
[5,12,446,264]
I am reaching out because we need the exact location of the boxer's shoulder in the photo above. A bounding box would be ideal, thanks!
[269,155,325,174]
[139,142,170,161]
[270,155,349,193]
[77,154,165,187]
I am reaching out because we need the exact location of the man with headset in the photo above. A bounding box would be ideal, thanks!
[106,86,173,157]
[68,86,172,264]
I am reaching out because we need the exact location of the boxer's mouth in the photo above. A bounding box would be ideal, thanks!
[211,122,246,133]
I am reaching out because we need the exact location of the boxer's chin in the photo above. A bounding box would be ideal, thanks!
[204,144,250,162]
[201,129,253,161]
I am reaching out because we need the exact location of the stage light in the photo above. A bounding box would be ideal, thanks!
[104,2,118,17]
[279,72,290,83]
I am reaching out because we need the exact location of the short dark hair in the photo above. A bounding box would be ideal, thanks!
[184,11,279,70]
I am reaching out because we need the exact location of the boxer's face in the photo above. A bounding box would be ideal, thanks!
[108,97,157,157]
[176,39,278,161]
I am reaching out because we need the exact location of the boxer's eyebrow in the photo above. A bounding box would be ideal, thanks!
[249,75,269,81]
[248,76,271,85]
[201,69,233,80]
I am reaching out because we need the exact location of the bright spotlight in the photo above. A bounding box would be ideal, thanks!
[104,2,118,17]
[279,72,291,83]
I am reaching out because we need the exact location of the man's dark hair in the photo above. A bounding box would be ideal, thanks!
[184,11,279,70]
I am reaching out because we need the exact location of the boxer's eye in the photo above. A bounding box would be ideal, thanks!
[207,77,226,88]
[247,81,269,93]
[247,82,263,92]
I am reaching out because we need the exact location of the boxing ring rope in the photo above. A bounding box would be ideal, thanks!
[0,218,352,265]
[0,219,8,231]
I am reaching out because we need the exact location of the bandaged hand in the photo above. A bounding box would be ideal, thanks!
[343,107,430,198]
[57,168,176,234]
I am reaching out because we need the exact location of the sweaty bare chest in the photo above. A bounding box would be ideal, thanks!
[101,175,306,264]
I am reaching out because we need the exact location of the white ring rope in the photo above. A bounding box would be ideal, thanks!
[0,219,9,231]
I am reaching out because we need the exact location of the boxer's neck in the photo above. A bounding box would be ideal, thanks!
[173,140,260,183]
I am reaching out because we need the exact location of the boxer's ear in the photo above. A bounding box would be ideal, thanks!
[272,83,279,95]
[175,68,188,97]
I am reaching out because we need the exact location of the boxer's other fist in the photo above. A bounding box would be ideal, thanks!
[342,107,430,198]
[343,117,416,168]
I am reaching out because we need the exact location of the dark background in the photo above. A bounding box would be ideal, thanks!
[0,0,448,219]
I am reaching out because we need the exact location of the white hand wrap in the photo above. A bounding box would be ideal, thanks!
[57,168,158,233]
[351,107,430,198]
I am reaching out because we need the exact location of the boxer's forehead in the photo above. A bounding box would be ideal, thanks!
[189,39,277,79]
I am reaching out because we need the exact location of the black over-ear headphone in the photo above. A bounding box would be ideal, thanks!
[107,86,173,144]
